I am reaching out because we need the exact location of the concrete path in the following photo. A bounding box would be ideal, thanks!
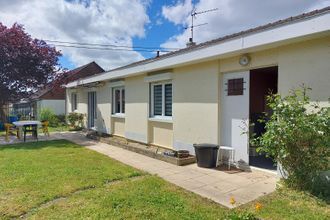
[2,132,278,208]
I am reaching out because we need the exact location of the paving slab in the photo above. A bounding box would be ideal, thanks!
[1,132,278,208]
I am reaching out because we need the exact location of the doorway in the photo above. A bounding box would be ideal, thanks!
[88,91,97,128]
[249,66,278,170]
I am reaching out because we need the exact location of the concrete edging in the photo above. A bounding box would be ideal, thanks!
[87,135,196,166]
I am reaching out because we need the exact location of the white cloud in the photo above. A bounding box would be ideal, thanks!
[162,0,193,25]
[0,0,150,70]
[161,0,330,48]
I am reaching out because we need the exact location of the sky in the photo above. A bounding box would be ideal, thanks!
[0,0,329,71]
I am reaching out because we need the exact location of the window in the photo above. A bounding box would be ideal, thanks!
[227,78,244,96]
[71,93,77,112]
[151,82,172,117]
[112,87,125,114]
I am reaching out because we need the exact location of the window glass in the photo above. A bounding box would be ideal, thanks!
[115,89,121,113]
[112,87,125,114]
[94,92,97,119]
[71,93,77,112]
[88,91,97,127]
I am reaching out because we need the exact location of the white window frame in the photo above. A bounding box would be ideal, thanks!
[112,86,125,116]
[71,93,77,112]
[150,81,172,120]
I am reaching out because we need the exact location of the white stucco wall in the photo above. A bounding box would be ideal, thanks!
[112,117,125,137]
[96,85,111,133]
[149,121,173,148]
[124,75,149,143]
[38,99,65,116]
[278,36,330,104]
[172,61,219,153]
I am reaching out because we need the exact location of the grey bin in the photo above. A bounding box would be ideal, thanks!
[193,143,219,168]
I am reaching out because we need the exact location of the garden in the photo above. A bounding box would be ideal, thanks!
[0,140,329,219]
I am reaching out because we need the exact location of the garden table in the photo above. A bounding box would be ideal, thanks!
[13,120,42,140]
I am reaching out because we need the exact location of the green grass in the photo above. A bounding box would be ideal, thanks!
[29,176,229,220]
[0,140,141,218]
[0,140,329,219]
[241,186,329,220]
[47,125,70,133]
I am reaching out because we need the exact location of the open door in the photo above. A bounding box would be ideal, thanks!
[249,66,278,170]
[221,71,250,167]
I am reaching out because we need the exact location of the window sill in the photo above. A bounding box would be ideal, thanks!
[111,113,125,119]
[148,116,173,123]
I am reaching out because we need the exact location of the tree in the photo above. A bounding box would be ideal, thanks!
[0,22,62,121]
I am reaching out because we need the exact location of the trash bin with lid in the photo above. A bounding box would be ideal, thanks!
[193,143,219,168]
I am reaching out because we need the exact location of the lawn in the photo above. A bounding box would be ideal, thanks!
[0,140,329,219]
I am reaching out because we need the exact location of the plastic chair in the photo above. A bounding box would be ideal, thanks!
[4,123,18,142]
[23,124,38,142]
[41,121,50,137]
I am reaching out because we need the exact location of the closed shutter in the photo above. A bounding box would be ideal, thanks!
[164,84,172,116]
[153,85,162,115]
[121,89,125,113]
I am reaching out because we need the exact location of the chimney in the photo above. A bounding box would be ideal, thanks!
[186,37,196,47]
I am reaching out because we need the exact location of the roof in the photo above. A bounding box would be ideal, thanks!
[113,6,330,71]
[33,61,104,100]
[66,6,330,88]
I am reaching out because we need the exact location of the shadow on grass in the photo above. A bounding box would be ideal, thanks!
[0,139,81,151]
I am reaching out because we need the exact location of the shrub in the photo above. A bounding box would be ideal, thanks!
[67,112,84,130]
[252,86,330,193]
[39,108,59,127]
[55,114,66,126]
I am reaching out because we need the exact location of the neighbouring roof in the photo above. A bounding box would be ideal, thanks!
[33,61,104,100]
[66,6,330,88]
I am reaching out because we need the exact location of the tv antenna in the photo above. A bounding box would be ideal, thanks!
[187,7,218,45]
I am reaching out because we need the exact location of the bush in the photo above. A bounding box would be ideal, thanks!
[39,108,59,127]
[252,86,330,193]
[67,112,84,130]
[55,114,66,126]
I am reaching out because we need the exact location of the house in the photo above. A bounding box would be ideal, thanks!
[65,7,330,170]
[14,61,104,118]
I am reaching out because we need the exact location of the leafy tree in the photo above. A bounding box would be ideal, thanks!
[0,23,61,121]
[252,86,330,194]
